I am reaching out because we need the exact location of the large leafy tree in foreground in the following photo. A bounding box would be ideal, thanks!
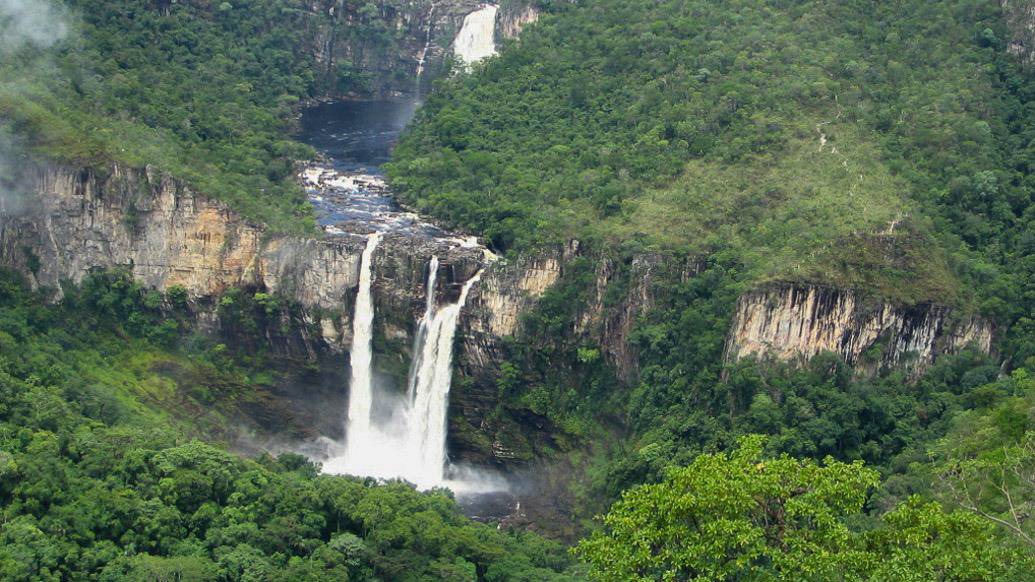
[576,436,1025,581]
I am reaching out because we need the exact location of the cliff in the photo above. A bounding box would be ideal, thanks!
[496,1,541,41]
[0,162,997,469]
[0,164,480,356]
[303,0,500,96]
[1002,0,1035,65]
[302,0,541,97]
[725,285,993,374]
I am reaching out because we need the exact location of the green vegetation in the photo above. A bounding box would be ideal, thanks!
[389,0,1033,308]
[0,270,578,580]
[0,0,437,233]
[5,0,1035,578]
[576,436,1030,581]
[388,0,1035,572]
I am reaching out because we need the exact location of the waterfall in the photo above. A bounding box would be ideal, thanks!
[453,4,499,66]
[407,255,439,399]
[342,232,381,457]
[415,2,437,84]
[407,268,484,485]
[325,251,486,490]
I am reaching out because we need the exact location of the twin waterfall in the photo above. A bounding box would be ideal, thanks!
[312,1,506,492]
[326,234,483,489]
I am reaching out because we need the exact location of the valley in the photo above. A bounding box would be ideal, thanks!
[2,0,1035,579]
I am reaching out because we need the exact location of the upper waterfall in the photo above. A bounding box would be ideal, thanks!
[453,4,499,66]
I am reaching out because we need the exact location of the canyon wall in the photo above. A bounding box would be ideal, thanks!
[303,0,540,96]
[1,163,996,467]
[303,0,498,96]
[496,1,541,41]
[0,164,482,356]
[725,285,994,374]
[1002,0,1035,66]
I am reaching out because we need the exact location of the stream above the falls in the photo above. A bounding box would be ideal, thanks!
[298,99,464,239]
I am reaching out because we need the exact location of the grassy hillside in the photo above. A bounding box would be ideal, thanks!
[385,1,1035,554]
[389,0,1032,306]
[0,0,439,233]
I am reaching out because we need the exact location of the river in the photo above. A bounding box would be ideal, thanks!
[297,99,514,521]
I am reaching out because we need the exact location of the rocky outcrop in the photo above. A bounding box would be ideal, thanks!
[448,242,677,465]
[496,1,540,41]
[1002,0,1035,65]
[1,165,266,297]
[725,285,993,374]
[302,0,488,96]
[452,251,563,418]
[0,164,482,357]
[574,253,668,382]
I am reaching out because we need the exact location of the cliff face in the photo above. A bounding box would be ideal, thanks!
[303,0,488,96]
[496,1,540,41]
[1,163,997,469]
[2,165,266,297]
[0,161,556,465]
[302,0,540,97]
[725,285,993,374]
[450,250,566,461]
[1002,0,1035,65]
[0,165,479,356]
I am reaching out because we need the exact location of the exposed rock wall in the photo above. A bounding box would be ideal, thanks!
[2,163,997,470]
[302,0,487,97]
[574,253,667,382]
[496,0,540,41]
[1002,0,1035,66]
[448,242,674,464]
[1,165,266,297]
[725,285,993,374]
[0,164,480,357]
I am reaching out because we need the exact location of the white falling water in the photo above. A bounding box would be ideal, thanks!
[407,269,484,485]
[407,256,439,400]
[453,4,498,66]
[415,2,437,81]
[324,253,498,491]
[341,233,381,457]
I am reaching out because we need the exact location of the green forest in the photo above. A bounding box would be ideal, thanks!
[3,0,1035,579]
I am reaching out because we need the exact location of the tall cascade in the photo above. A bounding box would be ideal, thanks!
[407,268,485,485]
[341,233,381,458]
[453,4,499,66]
[325,251,490,490]
[415,2,436,82]
[407,256,440,400]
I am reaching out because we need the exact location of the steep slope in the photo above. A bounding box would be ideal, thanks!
[385,0,1035,521]
[390,0,1033,363]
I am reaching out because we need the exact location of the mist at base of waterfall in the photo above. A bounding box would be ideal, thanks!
[292,362,510,498]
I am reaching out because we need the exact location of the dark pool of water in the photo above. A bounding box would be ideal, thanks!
[299,99,421,172]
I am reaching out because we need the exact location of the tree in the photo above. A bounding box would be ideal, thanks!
[576,435,878,580]
[576,436,1021,581]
